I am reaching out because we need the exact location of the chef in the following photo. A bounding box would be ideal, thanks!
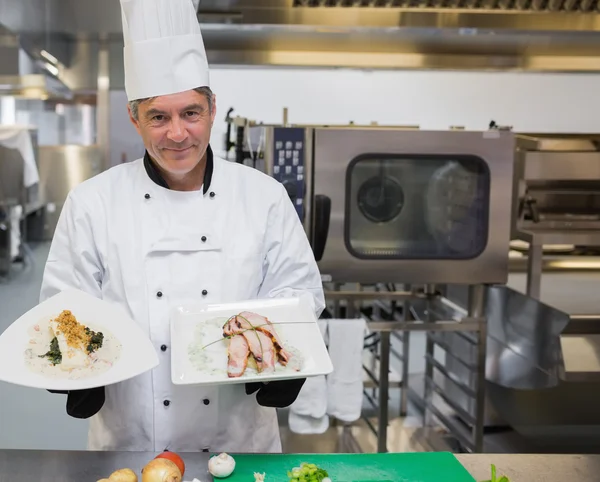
[39,0,325,453]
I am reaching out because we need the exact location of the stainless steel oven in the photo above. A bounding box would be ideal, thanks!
[259,126,515,285]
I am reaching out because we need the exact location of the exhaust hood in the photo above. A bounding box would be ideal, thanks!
[0,27,73,100]
[190,0,600,71]
[196,0,600,26]
[3,0,600,74]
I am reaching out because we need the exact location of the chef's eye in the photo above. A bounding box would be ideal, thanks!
[152,115,165,121]
[185,111,200,118]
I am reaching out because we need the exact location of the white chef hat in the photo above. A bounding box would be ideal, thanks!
[120,0,210,101]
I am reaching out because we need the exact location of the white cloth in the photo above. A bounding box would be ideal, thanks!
[0,126,39,187]
[39,154,325,453]
[288,320,329,434]
[287,318,367,434]
[326,318,366,423]
[121,0,210,100]
[9,205,22,259]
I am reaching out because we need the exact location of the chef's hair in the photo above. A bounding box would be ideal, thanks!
[129,86,214,121]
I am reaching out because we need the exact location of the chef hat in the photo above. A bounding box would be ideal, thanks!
[120,0,210,101]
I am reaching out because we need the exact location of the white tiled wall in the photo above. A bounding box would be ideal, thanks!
[205,68,600,158]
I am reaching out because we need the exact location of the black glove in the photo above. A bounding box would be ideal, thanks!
[245,378,306,408]
[48,387,105,419]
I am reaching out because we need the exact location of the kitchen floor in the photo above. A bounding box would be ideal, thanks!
[1,242,598,453]
[0,242,89,450]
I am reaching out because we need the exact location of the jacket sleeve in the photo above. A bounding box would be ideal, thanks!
[257,184,325,318]
[40,191,104,301]
[40,191,106,419]
[248,185,325,408]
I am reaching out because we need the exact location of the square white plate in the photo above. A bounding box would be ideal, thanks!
[0,289,159,391]
[171,296,333,385]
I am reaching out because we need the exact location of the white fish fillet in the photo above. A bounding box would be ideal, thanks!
[49,319,91,371]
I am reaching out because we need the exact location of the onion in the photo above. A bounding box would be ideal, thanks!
[207,453,236,478]
[141,458,182,482]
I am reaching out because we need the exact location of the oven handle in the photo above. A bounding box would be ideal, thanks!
[312,194,331,262]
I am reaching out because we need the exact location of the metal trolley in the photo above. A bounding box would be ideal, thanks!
[325,283,487,454]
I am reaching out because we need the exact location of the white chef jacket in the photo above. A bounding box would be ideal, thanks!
[39,151,325,452]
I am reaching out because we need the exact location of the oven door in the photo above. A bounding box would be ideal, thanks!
[310,128,514,284]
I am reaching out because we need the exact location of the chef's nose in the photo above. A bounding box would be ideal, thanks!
[167,117,188,143]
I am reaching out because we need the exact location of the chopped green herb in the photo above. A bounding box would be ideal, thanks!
[287,462,329,482]
[39,336,62,365]
[85,327,104,354]
[480,464,510,482]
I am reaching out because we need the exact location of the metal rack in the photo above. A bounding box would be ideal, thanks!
[324,284,488,454]
[512,134,600,299]
[0,129,43,278]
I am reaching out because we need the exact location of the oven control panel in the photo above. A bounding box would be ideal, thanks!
[272,127,306,221]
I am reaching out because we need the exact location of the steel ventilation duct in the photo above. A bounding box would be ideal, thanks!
[4,0,600,76]
[293,0,599,10]
[188,0,600,70]
[195,0,600,30]
[0,26,72,100]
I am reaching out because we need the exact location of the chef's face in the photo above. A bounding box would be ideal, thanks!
[129,89,216,176]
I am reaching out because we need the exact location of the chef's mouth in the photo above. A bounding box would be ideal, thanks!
[163,145,194,152]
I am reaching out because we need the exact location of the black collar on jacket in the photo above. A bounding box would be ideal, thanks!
[143,145,214,194]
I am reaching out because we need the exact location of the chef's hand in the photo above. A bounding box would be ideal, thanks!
[47,387,105,419]
[245,378,306,408]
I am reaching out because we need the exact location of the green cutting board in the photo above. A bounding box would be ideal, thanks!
[224,452,475,482]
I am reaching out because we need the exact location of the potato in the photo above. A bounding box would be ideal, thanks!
[109,468,138,482]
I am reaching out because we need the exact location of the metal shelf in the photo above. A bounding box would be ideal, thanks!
[324,284,488,453]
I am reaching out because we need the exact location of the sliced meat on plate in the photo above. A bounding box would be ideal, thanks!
[227,335,250,378]
[238,311,294,367]
[234,315,276,373]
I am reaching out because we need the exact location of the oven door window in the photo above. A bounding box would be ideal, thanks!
[345,154,490,259]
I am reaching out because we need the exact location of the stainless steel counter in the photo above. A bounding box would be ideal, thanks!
[0,450,599,481]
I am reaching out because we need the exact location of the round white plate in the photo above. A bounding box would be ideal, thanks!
[0,289,159,391]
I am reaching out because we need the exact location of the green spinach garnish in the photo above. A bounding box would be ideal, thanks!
[39,337,62,365]
[39,327,104,366]
[85,327,104,354]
